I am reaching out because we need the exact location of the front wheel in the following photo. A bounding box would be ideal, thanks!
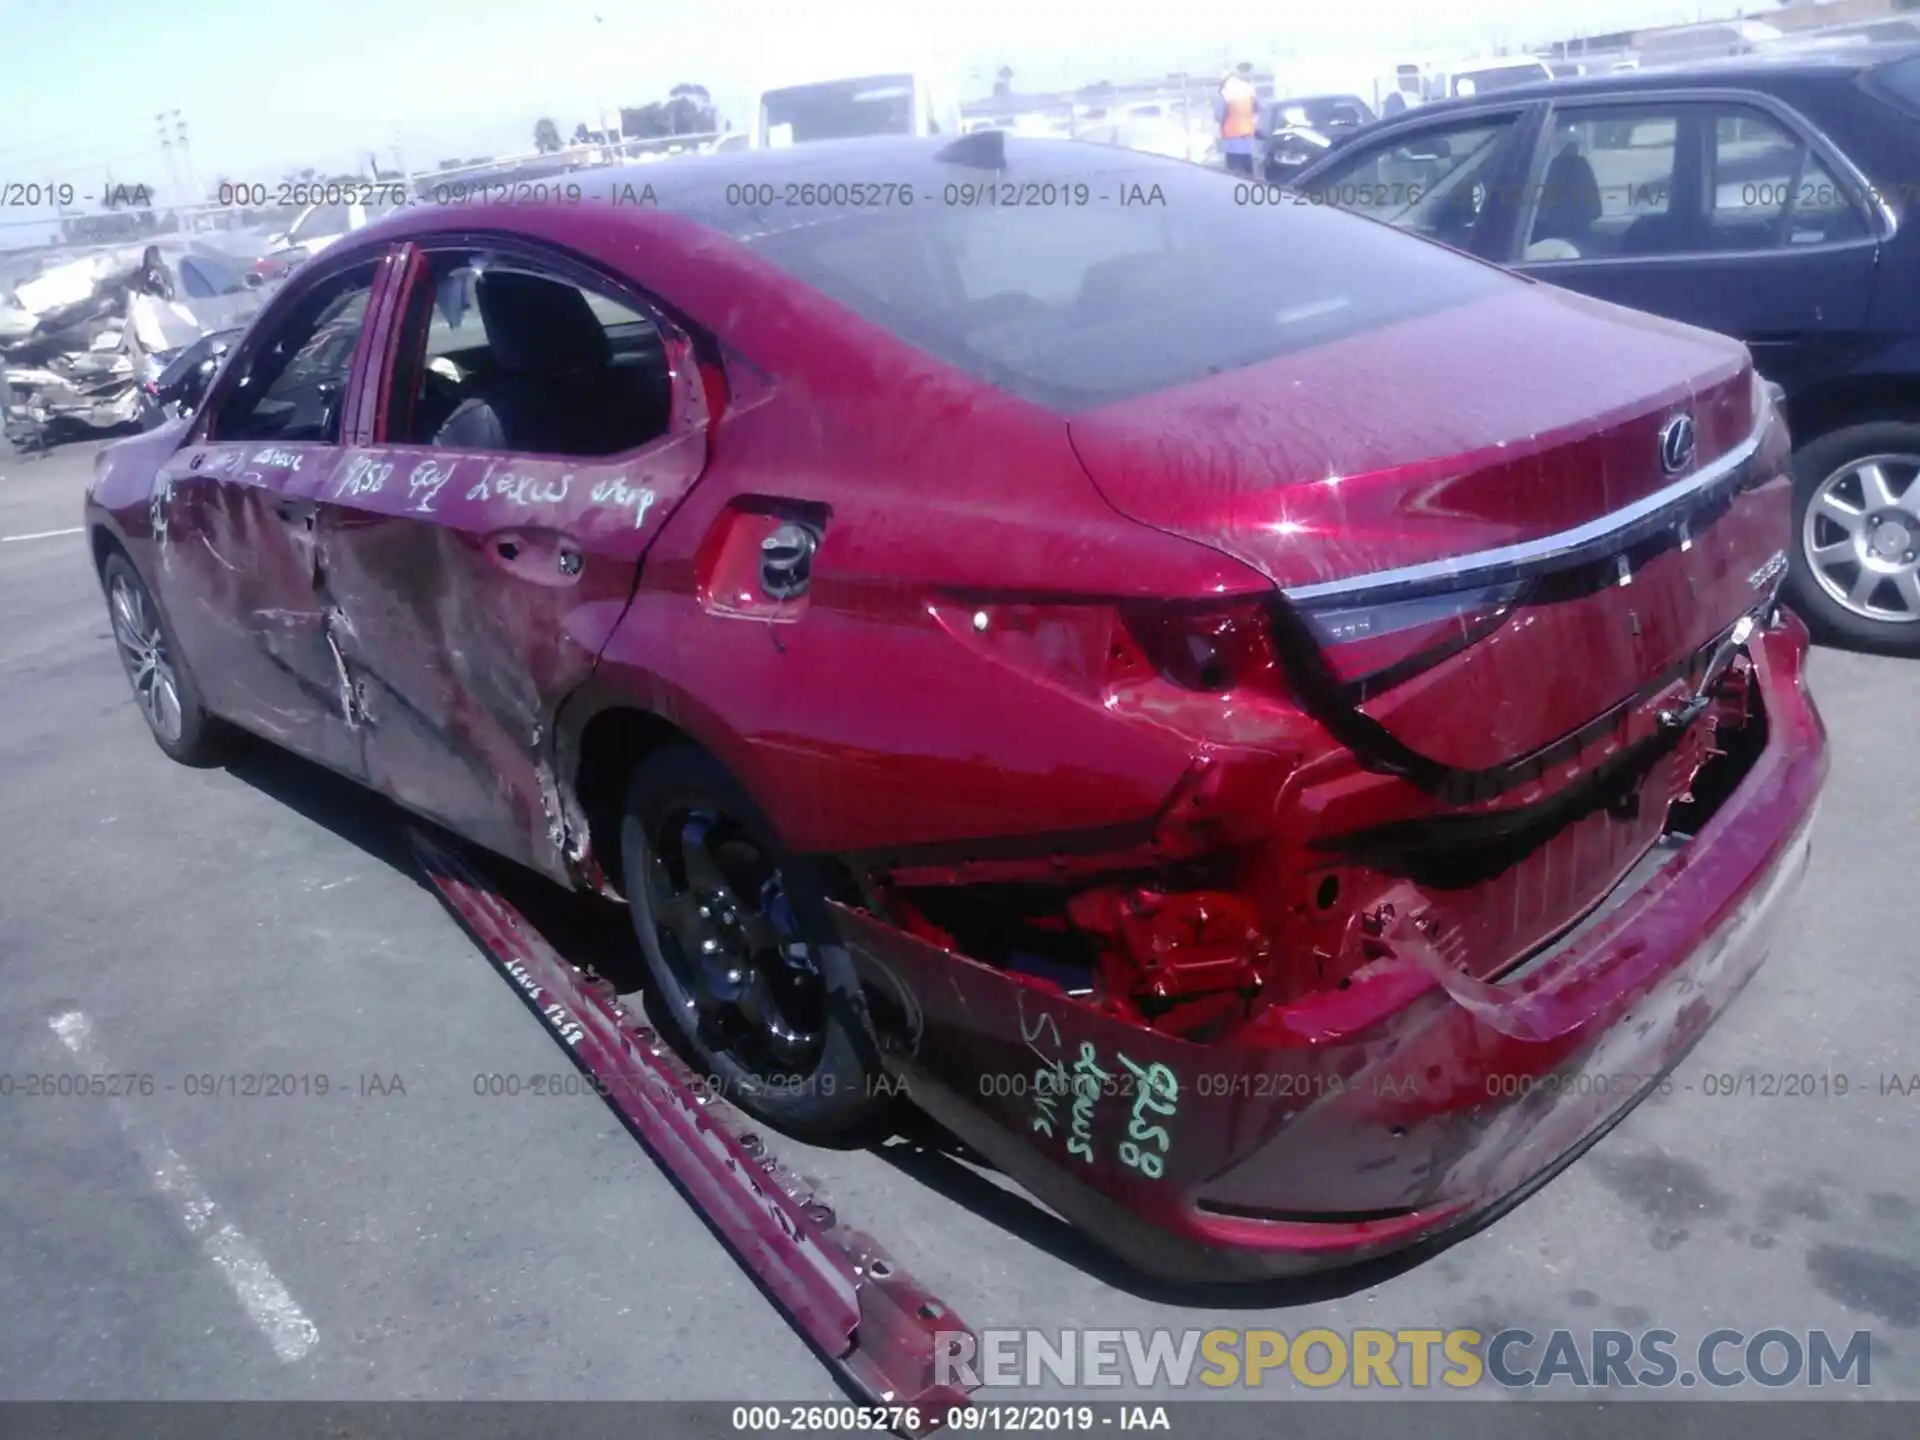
[100,551,230,764]
[1788,422,1920,655]
[619,743,887,1142]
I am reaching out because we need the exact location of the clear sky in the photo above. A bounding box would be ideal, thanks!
[0,0,1740,211]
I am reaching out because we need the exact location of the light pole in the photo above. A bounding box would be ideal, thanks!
[593,13,623,153]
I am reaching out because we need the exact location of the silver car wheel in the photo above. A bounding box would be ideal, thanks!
[1800,453,1920,625]
[109,573,184,743]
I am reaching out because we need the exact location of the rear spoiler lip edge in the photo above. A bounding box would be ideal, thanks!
[1280,407,1772,611]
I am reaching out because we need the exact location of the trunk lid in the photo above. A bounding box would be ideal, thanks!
[1069,283,1786,769]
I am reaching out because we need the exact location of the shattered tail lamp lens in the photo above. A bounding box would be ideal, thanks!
[1122,601,1279,693]
[1302,581,1528,690]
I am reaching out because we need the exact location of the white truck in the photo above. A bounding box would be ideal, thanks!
[748,66,963,148]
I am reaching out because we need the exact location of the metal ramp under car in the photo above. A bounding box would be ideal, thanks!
[407,827,977,1435]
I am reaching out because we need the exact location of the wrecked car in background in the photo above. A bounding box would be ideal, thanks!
[3,242,265,453]
[85,135,1825,1281]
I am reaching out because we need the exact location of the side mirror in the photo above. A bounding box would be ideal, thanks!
[1268,134,1329,173]
[177,357,218,411]
[155,332,239,415]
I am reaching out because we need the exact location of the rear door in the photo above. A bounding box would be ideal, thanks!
[313,240,714,878]
[1291,102,1546,261]
[1503,91,1882,394]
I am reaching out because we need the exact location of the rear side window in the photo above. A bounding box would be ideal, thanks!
[743,161,1508,411]
[1520,101,1870,261]
[382,250,672,456]
[1710,113,1868,247]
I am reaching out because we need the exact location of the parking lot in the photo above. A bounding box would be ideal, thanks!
[1,438,1916,1406]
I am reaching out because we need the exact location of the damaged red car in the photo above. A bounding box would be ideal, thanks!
[85,136,1826,1281]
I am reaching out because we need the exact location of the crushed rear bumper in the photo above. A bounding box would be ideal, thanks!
[840,615,1826,1282]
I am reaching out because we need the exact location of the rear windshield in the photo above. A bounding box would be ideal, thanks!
[762,76,917,144]
[1873,54,1920,119]
[741,157,1510,411]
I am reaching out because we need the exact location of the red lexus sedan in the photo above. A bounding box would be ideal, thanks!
[84,135,1825,1281]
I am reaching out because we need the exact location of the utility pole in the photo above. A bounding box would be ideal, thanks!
[155,112,181,197]
[173,112,198,202]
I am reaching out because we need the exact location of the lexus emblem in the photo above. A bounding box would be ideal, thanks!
[1659,413,1697,476]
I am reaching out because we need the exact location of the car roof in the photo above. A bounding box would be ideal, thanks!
[1273,93,1370,106]
[1386,38,1920,118]
[517,136,1189,232]
[330,134,1200,266]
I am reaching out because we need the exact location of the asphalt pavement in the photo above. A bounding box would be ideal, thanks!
[1,438,1915,1410]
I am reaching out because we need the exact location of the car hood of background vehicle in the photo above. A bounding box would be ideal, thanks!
[1065,282,1755,591]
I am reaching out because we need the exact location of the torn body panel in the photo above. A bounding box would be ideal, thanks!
[312,427,708,882]
[148,440,368,774]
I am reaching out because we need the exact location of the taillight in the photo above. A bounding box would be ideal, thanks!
[1297,581,1527,695]
[926,597,1282,701]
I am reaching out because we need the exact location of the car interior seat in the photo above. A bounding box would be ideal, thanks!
[432,271,627,455]
[1529,144,1603,251]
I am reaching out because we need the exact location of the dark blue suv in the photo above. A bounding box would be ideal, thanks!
[1291,44,1920,653]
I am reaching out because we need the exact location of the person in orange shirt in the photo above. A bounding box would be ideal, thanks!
[1214,63,1259,175]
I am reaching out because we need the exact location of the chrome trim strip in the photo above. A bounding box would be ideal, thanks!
[1282,413,1770,609]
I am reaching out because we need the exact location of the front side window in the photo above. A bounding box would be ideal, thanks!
[383,250,672,457]
[1300,117,1520,252]
[211,263,376,443]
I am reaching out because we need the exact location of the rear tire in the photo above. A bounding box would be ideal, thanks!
[100,551,230,765]
[1787,421,1920,656]
[619,743,886,1142]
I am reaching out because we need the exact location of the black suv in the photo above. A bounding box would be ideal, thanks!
[1291,44,1920,653]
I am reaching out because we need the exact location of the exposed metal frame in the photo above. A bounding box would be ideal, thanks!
[407,827,977,1437]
